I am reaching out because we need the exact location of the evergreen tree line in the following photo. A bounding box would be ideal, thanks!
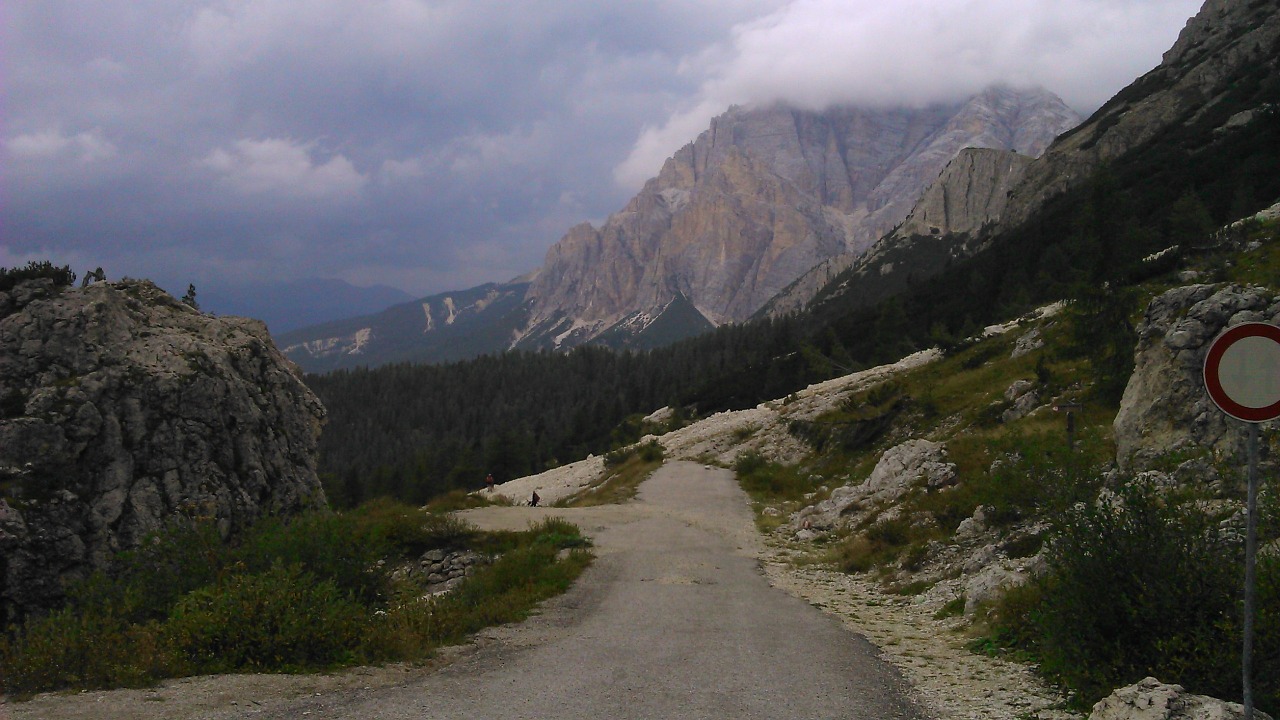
[311,73,1279,507]
[309,320,809,507]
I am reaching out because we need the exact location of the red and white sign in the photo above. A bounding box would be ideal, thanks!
[1203,322,1280,423]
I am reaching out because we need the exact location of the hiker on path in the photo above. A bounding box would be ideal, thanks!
[530,490,540,507]
[486,473,495,492]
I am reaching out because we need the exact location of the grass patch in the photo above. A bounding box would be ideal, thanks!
[889,579,934,596]
[421,489,507,514]
[0,504,592,699]
[831,517,913,574]
[734,452,816,504]
[935,596,966,620]
[557,443,662,507]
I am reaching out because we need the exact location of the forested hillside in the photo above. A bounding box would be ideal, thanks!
[311,23,1280,508]
[312,320,811,505]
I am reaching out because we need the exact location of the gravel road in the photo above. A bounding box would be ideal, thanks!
[9,461,926,719]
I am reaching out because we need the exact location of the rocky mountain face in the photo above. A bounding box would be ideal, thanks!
[519,86,1078,347]
[1002,0,1280,228]
[280,86,1077,371]
[892,148,1033,239]
[762,147,1033,318]
[0,279,327,625]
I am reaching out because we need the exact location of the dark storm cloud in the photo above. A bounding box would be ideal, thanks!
[3,0,1201,299]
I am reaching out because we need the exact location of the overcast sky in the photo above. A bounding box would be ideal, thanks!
[3,0,1205,299]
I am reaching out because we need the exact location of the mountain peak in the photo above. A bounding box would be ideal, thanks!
[521,88,1079,346]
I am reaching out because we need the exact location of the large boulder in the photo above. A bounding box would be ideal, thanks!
[792,438,955,532]
[1088,677,1271,720]
[0,278,326,625]
[1114,283,1280,472]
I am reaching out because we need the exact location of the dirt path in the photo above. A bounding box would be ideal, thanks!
[8,462,925,719]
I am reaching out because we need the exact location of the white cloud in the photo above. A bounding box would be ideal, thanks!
[379,157,428,184]
[7,128,118,163]
[615,0,1203,189]
[199,138,367,199]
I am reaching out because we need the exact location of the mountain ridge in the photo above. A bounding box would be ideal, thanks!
[282,86,1079,371]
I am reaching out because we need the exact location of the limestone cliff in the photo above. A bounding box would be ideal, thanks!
[893,148,1032,239]
[762,147,1033,318]
[520,86,1079,346]
[0,278,326,625]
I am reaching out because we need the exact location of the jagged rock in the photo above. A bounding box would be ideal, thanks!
[1004,379,1035,402]
[791,439,955,533]
[0,279,326,625]
[1088,677,1271,720]
[1012,327,1045,358]
[894,148,1033,240]
[524,87,1079,342]
[963,563,1027,616]
[1002,380,1041,423]
[1114,284,1280,472]
[954,506,988,540]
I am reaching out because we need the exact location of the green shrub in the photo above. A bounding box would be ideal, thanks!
[351,497,476,552]
[603,446,634,467]
[163,563,367,673]
[369,536,591,657]
[0,606,176,696]
[529,517,592,549]
[1,509,592,696]
[234,513,390,606]
[637,439,664,463]
[934,596,966,620]
[421,489,500,514]
[70,519,226,625]
[0,261,76,292]
[733,451,767,476]
[1030,479,1278,712]
[734,453,814,503]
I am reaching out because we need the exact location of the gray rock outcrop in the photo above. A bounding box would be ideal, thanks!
[771,146,1037,319]
[792,439,955,533]
[893,147,1033,240]
[1114,283,1280,472]
[0,278,327,625]
[1088,677,1271,720]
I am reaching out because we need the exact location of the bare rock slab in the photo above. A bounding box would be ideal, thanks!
[1089,677,1271,720]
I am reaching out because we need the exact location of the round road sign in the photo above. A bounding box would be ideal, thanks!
[1203,322,1280,423]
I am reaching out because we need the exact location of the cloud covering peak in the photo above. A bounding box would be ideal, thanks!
[615,0,1202,188]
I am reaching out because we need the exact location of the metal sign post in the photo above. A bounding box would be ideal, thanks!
[1053,401,1084,449]
[1203,322,1280,720]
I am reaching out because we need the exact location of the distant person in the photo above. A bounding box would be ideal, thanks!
[486,473,495,492]
[530,490,540,507]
